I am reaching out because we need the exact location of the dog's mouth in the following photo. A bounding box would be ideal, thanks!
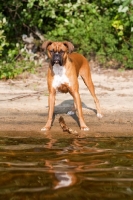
[52,52,63,66]
[54,60,60,64]
[52,59,62,66]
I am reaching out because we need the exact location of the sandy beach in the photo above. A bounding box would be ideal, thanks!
[0,62,133,138]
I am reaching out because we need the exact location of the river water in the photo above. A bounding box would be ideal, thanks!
[0,136,133,200]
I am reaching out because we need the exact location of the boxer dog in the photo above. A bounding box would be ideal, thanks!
[41,41,102,131]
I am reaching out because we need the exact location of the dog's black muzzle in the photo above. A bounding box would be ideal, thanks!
[51,52,63,66]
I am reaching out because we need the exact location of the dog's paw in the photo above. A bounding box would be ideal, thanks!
[81,127,90,131]
[97,113,103,118]
[67,111,75,115]
[41,127,49,131]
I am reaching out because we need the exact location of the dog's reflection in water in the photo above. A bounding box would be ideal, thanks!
[44,135,77,189]
[45,159,77,189]
[54,171,75,189]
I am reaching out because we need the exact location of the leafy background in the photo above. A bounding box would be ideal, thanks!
[0,0,133,78]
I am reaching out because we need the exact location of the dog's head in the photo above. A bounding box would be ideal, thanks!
[42,41,74,66]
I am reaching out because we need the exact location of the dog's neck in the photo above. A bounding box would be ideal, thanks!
[53,64,64,76]
[52,64,70,89]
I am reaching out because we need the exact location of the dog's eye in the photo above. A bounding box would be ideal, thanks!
[50,50,54,54]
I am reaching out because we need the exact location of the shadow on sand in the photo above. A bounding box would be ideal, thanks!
[51,99,97,127]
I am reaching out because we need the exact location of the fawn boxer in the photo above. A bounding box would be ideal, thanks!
[41,41,102,131]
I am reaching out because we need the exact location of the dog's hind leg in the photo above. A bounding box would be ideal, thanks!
[80,66,102,118]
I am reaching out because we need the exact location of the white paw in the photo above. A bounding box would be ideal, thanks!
[81,127,90,131]
[97,113,103,118]
[41,127,48,131]
[67,111,75,115]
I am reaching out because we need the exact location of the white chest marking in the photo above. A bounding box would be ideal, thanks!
[52,64,70,89]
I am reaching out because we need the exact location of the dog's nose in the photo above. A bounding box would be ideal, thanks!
[53,52,61,63]
[55,52,59,57]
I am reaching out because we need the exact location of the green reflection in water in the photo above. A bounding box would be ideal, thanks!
[0,137,133,199]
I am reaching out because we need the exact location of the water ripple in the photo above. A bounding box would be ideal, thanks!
[0,137,133,199]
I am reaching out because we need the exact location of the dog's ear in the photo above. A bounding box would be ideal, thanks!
[63,41,74,53]
[41,41,52,51]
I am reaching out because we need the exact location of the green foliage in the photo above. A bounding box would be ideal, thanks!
[0,60,36,79]
[0,0,133,79]
[46,0,133,69]
[0,13,8,56]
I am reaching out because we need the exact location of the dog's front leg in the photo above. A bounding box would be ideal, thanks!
[73,91,89,131]
[41,90,56,131]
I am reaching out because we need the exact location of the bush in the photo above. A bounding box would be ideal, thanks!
[0,13,8,56]
[0,60,36,79]
[0,0,133,79]
[46,0,133,69]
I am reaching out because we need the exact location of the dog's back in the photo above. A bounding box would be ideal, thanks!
[69,52,91,76]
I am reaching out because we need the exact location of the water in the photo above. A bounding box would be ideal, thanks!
[0,136,133,200]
